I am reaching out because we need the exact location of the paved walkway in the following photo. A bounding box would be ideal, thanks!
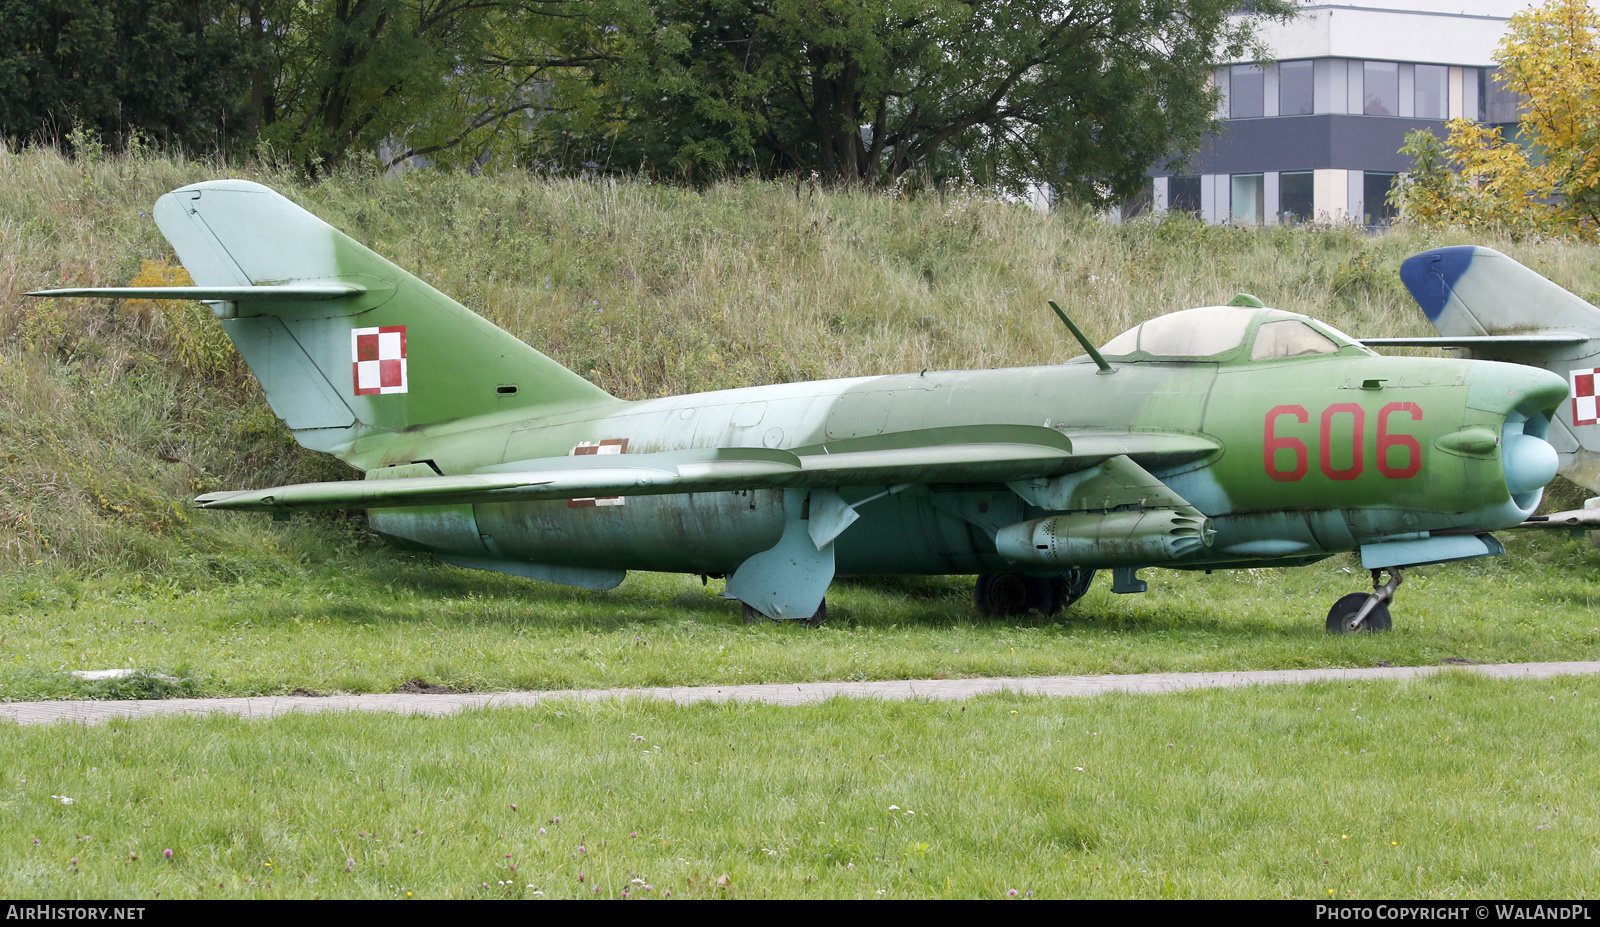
[5,660,1599,727]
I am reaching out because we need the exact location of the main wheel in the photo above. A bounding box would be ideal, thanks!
[742,599,827,627]
[975,573,1058,617]
[1053,569,1097,614]
[1325,592,1393,633]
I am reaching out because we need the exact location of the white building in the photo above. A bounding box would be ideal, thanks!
[1149,1,1532,225]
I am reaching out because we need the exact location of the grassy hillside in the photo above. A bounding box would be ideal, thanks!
[3,143,1599,594]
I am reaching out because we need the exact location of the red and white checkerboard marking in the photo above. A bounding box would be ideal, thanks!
[568,439,629,507]
[352,326,407,395]
[1572,367,1599,426]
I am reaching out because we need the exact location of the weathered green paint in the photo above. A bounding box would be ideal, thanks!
[34,182,1574,623]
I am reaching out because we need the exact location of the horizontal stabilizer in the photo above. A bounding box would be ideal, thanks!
[1359,333,1589,347]
[196,424,1220,513]
[27,285,366,302]
[1518,508,1600,529]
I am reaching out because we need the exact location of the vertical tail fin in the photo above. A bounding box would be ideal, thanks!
[1399,245,1600,337]
[152,180,616,459]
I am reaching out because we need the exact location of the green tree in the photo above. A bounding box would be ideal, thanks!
[0,0,256,153]
[1391,0,1600,239]
[547,0,1295,202]
[0,0,604,174]
[253,0,480,173]
[372,1,636,171]
[249,0,623,174]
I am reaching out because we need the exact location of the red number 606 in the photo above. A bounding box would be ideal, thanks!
[1264,402,1422,482]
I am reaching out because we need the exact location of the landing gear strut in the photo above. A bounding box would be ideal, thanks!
[1325,568,1400,634]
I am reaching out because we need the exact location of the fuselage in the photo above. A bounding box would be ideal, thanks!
[358,346,1567,577]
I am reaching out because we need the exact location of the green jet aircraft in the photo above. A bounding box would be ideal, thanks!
[29,181,1572,633]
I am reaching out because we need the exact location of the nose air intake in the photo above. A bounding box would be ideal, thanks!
[1458,363,1570,522]
[1503,424,1558,496]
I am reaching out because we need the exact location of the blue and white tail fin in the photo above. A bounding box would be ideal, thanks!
[1399,246,1600,338]
[1360,245,1600,492]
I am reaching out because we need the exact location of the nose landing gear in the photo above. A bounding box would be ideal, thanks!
[1325,568,1400,634]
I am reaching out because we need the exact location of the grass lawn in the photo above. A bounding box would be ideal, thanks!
[4,521,1599,701]
[4,672,1597,899]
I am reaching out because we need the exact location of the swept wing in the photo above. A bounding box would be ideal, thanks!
[194,424,1219,513]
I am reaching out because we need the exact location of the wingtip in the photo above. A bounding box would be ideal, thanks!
[193,490,252,509]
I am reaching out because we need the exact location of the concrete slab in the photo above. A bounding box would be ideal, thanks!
[4,661,1598,727]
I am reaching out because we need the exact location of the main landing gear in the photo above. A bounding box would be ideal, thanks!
[974,569,1096,618]
[743,599,828,628]
[1325,568,1400,634]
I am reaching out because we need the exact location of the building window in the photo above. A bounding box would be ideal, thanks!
[1414,64,1448,120]
[1484,67,1523,127]
[1169,176,1202,216]
[1364,61,1399,116]
[1231,173,1265,226]
[1279,172,1314,224]
[1279,61,1314,115]
[1364,173,1398,225]
[1231,64,1264,118]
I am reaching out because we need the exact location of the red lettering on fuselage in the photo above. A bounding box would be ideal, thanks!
[1319,403,1365,480]
[1264,402,1422,482]
[1376,402,1423,478]
[1264,405,1310,482]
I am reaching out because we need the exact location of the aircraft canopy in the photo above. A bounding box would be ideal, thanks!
[1100,307,1352,361]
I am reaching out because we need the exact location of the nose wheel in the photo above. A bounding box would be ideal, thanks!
[1326,568,1399,633]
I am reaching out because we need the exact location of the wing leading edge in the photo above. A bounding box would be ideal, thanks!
[195,424,1221,513]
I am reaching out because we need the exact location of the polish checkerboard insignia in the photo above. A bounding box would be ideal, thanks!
[352,326,407,395]
[1572,367,1599,426]
[569,439,629,507]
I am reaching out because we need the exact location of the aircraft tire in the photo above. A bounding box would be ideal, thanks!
[975,573,1057,618]
[741,599,827,627]
[1325,593,1393,633]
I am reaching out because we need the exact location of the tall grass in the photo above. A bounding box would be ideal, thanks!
[4,143,1599,578]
